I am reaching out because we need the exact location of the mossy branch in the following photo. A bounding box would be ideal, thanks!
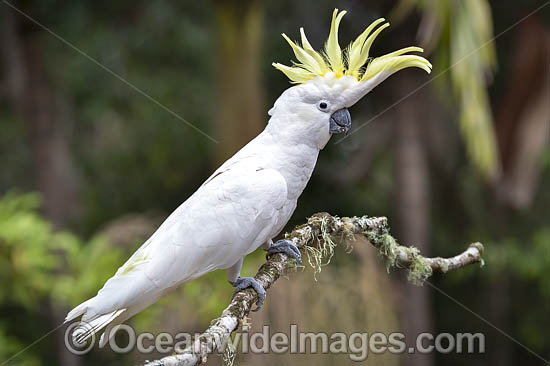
[144,212,484,366]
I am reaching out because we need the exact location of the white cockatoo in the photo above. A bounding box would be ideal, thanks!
[66,9,431,346]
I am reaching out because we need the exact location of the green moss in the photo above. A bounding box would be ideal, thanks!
[301,215,337,280]
[287,215,437,285]
[404,247,433,285]
[365,227,432,285]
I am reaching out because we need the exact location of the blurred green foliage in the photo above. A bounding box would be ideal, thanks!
[0,192,138,365]
[0,191,125,307]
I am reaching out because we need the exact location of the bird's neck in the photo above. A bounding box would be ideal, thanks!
[247,125,321,200]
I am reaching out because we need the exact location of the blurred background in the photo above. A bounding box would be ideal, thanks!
[0,0,549,365]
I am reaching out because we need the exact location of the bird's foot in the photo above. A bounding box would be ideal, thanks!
[266,239,302,264]
[229,276,266,312]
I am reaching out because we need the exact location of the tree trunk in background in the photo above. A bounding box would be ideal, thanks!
[1,9,80,366]
[21,38,78,229]
[1,10,77,228]
[392,75,434,366]
[213,0,264,164]
[494,18,550,209]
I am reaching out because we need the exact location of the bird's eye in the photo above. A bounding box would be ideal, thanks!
[317,101,329,112]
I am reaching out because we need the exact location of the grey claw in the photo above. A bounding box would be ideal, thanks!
[229,276,266,312]
[266,239,302,264]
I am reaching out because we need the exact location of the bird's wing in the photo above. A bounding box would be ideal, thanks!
[145,165,289,285]
[82,164,288,318]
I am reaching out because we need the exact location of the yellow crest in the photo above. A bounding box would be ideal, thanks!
[273,9,432,84]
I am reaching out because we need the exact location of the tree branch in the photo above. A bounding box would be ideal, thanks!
[144,213,484,366]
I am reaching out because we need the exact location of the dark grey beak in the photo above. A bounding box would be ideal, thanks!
[329,108,352,135]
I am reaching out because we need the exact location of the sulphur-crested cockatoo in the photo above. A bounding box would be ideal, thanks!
[66,9,431,346]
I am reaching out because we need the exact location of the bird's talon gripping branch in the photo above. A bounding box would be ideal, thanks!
[266,239,302,264]
[229,276,266,311]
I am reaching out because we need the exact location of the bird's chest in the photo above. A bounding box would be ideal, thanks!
[276,148,319,200]
[242,199,297,256]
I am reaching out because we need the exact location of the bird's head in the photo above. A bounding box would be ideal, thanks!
[268,9,432,149]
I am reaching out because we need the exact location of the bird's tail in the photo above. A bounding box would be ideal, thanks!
[65,299,92,323]
[65,299,126,346]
